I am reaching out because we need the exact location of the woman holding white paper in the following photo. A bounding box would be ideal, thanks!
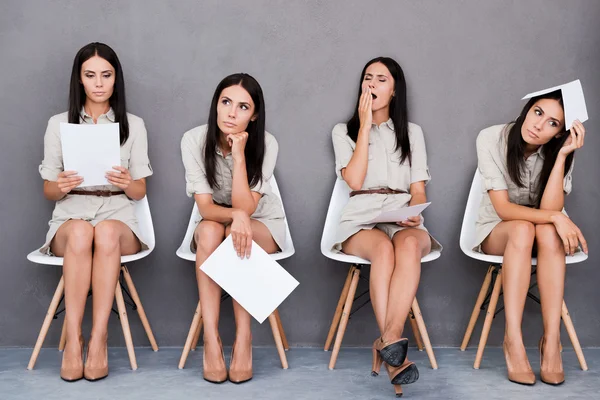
[331,57,441,395]
[474,83,588,386]
[181,73,285,384]
[39,42,152,382]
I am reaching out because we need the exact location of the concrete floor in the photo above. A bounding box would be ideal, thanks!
[0,346,598,400]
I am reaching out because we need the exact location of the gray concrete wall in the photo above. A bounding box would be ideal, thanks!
[1,0,598,348]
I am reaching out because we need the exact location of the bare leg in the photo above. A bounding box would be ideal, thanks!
[225,220,279,374]
[51,220,94,373]
[535,224,566,373]
[342,228,394,333]
[194,221,227,374]
[381,228,430,343]
[482,220,535,373]
[86,220,141,371]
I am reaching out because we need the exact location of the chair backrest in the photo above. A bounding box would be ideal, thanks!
[320,179,351,256]
[134,196,156,251]
[459,169,483,255]
[178,175,294,256]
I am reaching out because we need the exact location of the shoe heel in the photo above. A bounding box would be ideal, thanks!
[371,342,383,376]
[393,384,403,397]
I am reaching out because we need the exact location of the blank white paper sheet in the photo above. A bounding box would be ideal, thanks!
[200,236,299,323]
[60,122,121,187]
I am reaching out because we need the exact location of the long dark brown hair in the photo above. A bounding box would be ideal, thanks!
[505,90,574,207]
[346,57,411,164]
[68,42,129,145]
[204,73,266,189]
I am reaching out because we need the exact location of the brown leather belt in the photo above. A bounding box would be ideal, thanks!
[70,190,125,197]
[349,189,407,197]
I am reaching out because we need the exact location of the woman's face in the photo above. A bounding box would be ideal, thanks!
[521,98,565,146]
[80,55,115,104]
[216,84,256,135]
[363,62,395,112]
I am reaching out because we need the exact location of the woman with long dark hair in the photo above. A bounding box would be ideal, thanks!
[474,87,587,386]
[181,73,285,384]
[331,57,441,396]
[39,42,153,382]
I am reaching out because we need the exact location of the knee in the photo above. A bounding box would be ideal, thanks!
[65,221,94,254]
[372,240,395,265]
[93,221,121,253]
[508,221,535,249]
[535,224,564,254]
[395,235,421,257]
[194,221,225,255]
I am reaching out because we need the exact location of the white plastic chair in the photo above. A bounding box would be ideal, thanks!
[176,176,294,370]
[459,169,588,370]
[321,179,441,370]
[26,196,158,371]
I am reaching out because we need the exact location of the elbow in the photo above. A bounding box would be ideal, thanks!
[347,181,362,191]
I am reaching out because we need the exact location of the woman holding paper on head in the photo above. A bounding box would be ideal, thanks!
[331,57,441,396]
[474,80,588,386]
[181,73,285,384]
[38,42,152,382]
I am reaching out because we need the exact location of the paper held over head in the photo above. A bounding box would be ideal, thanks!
[522,79,588,131]
[368,202,431,224]
[200,236,299,323]
[60,122,121,188]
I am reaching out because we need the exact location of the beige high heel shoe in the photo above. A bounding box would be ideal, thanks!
[203,337,227,384]
[60,336,84,382]
[502,341,535,385]
[539,337,565,385]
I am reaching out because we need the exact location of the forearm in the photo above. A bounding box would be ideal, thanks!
[539,155,566,211]
[342,128,370,190]
[408,192,427,207]
[43,181,66,201]
[124,179,146,201]
[231,159,257,215]
[195,198,236,224]
[496,201,560,224]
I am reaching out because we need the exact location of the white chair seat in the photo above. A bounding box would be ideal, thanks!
[459,169,588,266]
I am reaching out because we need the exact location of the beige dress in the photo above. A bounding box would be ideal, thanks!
[331,119,442,252]
[473,124,574,251]
[38,109,153,254]
[181,125,286,251]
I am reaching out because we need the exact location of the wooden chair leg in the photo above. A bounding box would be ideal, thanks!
[58,318,67,351]
[191,316,202,351]
[121,266,158,351]
[474,269,502,369]
[411,298,438,370]
[328,267,361,370]
[324,266,355,351]
[561,300,588,371]
[28,276,65,370]
[409,311,424,351]
[115,282,137,370]
[274,309,289,351]
[268,313,289,369]
[179,300,202,369]
[461,265,495,350]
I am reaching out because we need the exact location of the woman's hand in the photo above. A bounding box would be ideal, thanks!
[551,212,588,256]
[231,209,253,259]
[559,119,585,157]
[57,170,83,194]
[397,215,422,228]
[228,131,249,163]
[106,166,133,190]
[358,83,373,130]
